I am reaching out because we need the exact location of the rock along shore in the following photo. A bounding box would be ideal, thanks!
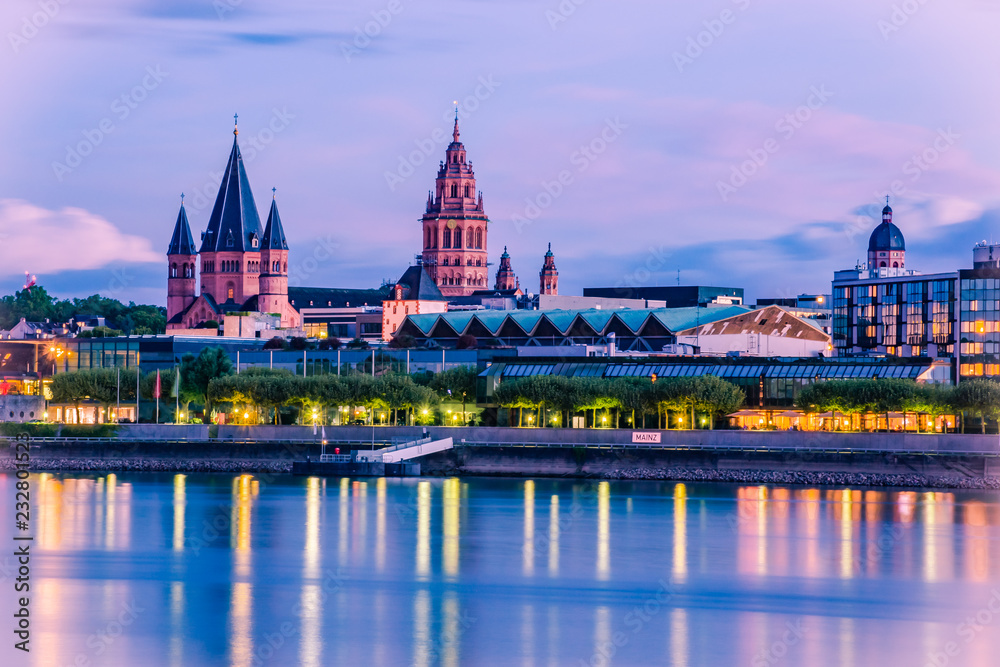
[2,458,999,489]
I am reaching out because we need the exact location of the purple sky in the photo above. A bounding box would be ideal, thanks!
[3,0,1000,306]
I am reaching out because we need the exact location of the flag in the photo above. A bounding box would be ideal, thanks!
[173,368,180,397]
[153,369,161,399]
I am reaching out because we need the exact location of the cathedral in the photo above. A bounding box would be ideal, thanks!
[166,118,300,330]
[417,114,559,298]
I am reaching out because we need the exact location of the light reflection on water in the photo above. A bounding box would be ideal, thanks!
[4,472,1000,666]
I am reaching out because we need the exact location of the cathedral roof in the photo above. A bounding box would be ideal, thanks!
[200,123,264,253]
[167,202,197,256]
[394,265,446,301]
[868,222,905,252]
[262,195,288,250]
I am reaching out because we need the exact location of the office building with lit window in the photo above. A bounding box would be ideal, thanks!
[832,203,1000,381]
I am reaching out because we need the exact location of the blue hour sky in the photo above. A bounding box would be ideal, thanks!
[2,0,1000,306]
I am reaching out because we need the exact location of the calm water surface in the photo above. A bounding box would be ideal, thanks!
[2,472,999,666]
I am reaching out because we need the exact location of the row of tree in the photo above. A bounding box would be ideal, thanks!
[796,378,1000,433]
[492,375,747,428]
[0,286,166,334]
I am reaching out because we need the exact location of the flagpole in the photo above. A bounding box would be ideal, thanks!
[155,369,160,424]
[175,366,180,424]
[116,367,120,423]
[136,352,140,423]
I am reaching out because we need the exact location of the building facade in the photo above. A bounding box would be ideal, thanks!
[419,115,491,296]
[166,120,299,331]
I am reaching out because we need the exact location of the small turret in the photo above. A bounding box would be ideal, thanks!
[166,195,197,322]
[539,242,559,295]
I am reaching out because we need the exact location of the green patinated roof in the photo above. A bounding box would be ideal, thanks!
[403,313,442,335]
[578,310,614,332]
[507,311,544,333]
[650,305,751,332]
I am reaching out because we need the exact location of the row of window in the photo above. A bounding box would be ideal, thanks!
[169,263,194,278]
[201,260,287,274]
[425,225,484,250]
[441,257,484,267]
[438,275,487,287]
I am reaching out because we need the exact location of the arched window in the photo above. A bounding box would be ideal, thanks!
[442,257,449,266]
[453,229,462,247]
[475,227,482,249]
[170,263,177,278]
[443,230,451,249]
[892,262,899,268]
[432,227,438,248]
[476,258,482,267]
[464,185,471,198]
[283,262,287,272]
[450,183,458,197]
[880,261,887,268]
[466,227,474,248]
[227,283,235,300]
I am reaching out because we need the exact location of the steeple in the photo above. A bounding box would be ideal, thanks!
[199,121,264,253]
[495,246,519,291]
[167,195,196,256]
[539,242,559,295]
[452,103,460,143]
[262,189,288,250]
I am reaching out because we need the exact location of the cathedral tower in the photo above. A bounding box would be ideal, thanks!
[198,116,264,305]
[419,113,490,297]
[539,243,559,295]
[868,200,905,269]
[495,246,519,291]
[258,190,296,324]
[166,196,197,322]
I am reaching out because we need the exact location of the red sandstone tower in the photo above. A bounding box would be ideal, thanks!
[539,243,558,295]
[166,196,197,322]
[419,113,490,296]
[494,246,519,291]
[259,189,290,316]
[198,117,263,306]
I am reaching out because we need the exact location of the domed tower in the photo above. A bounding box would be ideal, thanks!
[419,110,490,296]
[259,189,291,317]
[166,195,197,323]
[868,202,905,269]
[495,246,519,291]
[539,243,558,295]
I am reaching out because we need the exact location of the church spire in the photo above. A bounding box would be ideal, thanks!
[200,119,264,253]
[452,101,460,143]
[167,197,196,256]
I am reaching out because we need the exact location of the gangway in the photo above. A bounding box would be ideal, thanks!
[379,437,454,463]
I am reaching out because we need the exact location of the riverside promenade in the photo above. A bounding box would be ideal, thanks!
[3,424,999,488]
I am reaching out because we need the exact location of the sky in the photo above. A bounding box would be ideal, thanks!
[2,0,1000,307]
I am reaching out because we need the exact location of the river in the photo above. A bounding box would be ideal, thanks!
[1,473,998,666]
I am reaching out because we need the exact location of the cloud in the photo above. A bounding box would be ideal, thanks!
[0,199,161,282]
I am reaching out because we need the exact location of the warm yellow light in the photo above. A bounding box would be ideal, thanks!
[244,412,249,419]
[380,414,385,419]
[817,296,825,303]
[601,417,606,422]
[976,320,986,334]
[678,417,683,423]
[422,409,428,415]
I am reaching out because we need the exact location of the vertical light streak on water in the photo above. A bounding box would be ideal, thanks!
[924,492,938,582]
[547,605,559,667]
[412,588,430,667]
[521,603,535,667]
[352,480,368,563]
[549,495,559,577]
[839,489,855,580]
[442,591,462,667]
[300,477,322,667]
[338,477,349,565]
[896,491,917,578]
[771,488,790,575]
[169,581,185,667]
[594,606,610,665]
[416,481,431,577]
[172,475,186,552]
[94,475,105,543]
[376,477,387,572]
[597,482,610,580]
[839,617,855,666]
[863,491,884,578]
[524,480,535,576]
[965,501,989,581]
[105,473,116,550]
[670,608,689,667]
[444,478,460,579]
[37,474,57,550]
[673,484,687,583]
[229,474,254,667]
[756,486,768,577]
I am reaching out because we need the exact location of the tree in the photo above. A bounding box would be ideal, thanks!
[263,337,288,350]
[388,334,415,349]
[690,375,745,429]
[953,379,1000,433]
[346,338,369,349]
[181,347,234,413]
[319,337,341,350]
[456,334,477,349]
